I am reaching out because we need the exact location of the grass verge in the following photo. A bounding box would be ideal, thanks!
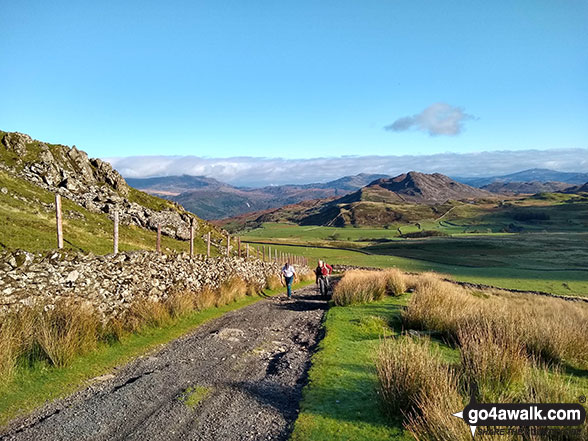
[0,280,313,428]
[290,295,414,441]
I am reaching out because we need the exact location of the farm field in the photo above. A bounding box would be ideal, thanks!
[241,222,588,296]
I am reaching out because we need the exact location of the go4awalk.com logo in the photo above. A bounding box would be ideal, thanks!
[452,387,586,438]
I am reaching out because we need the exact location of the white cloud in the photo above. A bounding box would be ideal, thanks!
[106,148,588,187]
[385,102,476,136]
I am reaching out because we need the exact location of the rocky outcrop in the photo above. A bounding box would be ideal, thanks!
[0,249,311,318]
[0,131,208,240]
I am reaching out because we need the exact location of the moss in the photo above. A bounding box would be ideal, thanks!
[180,385,212,408]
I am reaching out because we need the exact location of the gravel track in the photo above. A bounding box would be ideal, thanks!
[0,285,328,441]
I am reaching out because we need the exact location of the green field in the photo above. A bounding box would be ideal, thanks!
[241,222,588,296]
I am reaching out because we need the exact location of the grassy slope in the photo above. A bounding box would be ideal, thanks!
[0,169,219,255]
[291,295,413,441]
[0,281,313,428]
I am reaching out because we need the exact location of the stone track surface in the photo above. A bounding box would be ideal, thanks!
[0,285,327,441]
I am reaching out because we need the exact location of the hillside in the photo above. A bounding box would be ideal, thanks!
[0,131,224,254]
[221,171,497,229]
[127,173,388,220]
[481,180,572,194]
[455,168,588,187]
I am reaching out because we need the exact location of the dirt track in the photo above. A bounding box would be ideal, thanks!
[0,285,327,441]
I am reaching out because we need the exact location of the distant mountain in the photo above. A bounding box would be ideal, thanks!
[563,182,588,194]
[455,168,588,187]
[481,181,572,194]
[221,171,495,229]
[126,173,389,219]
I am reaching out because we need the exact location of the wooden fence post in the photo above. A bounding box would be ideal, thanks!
[274,248,277,262]
[238,237,241,258]
[156,224,161,253]
[207,231,211,257]
[262,245,266,261]
[246,243,249,259]
[55,193,63,249]
[256,246,259,259]
[226,234,230,257]
[189,219,194,256]
[113,209,119,255]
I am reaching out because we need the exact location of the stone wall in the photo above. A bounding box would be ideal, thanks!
[0,249,311,318]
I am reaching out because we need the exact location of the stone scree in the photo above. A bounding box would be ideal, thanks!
[0,250,311,318]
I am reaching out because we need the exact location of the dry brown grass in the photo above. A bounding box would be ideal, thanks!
[265,274,283,290]
[0,275,271,380]
[457,319,529,401]
[165,290,196,318]
[299,271,316,283]
[217,277,248,306]
[333,270,387,305]
[36,301,100,367]
[373,270,588,440]
[195,287,217,310]
[0,317,19,380]
[333,269,413,305]
[376,336,457,414]
[383,268,407,296]
[403,273,588,367]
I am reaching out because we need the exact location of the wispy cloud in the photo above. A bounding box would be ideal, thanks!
[106,148,588,187]
[385,102,475,136]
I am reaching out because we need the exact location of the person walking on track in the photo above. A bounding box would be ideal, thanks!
[315,260,333,297]
[281,261,297,299]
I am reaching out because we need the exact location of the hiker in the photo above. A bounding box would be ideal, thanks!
[281,261,297,299]
[315,260,333,297]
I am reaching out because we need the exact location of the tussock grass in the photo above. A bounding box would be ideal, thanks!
[266,274,283,290]
[373,270,588,440]
[376,336,458,414]
[0,277,262,380]
[457,320,528,401]
[333,269,412,305]
[403,273,588,366]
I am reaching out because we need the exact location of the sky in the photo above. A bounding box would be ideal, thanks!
[1,1,587,185]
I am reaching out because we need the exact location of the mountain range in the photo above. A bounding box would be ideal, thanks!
[127,173,389,220]
[128,168,588,220]
[219,171,498,229]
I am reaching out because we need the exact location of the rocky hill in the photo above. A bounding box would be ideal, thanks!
[0,130,223,252]
[127,173,388,220]
[563,182,588,194]
[348,172,493,203]
[221,172,495,229]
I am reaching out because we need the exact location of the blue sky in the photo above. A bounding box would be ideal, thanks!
[1,0,587,180]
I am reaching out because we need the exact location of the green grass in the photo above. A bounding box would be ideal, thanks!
[180,385,211,408]
[0,281,312,428]
[290,295,415,441]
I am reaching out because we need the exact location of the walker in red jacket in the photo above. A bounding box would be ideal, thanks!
[315,260,333,297]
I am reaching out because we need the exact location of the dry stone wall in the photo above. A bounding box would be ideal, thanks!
[0,249,311,318]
